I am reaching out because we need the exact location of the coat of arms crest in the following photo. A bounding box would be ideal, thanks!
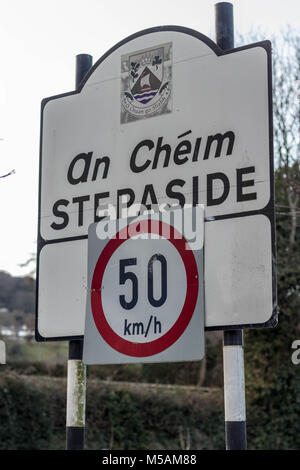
[121,43,172,123]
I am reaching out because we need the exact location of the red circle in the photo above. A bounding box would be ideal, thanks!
[91,219,199,357]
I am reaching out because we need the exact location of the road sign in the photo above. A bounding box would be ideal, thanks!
[83,208,205,364]
[36,26,276,341]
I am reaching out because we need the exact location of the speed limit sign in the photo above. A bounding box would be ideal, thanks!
[83,208,205,364]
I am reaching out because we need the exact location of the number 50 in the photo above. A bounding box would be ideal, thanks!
[119,255,167,310]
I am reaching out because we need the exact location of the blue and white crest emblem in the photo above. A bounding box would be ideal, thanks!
[121,43,172,123]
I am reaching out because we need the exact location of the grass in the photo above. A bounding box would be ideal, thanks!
[5,338,68,363]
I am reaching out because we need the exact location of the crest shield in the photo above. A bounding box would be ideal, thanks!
[129,47,164,104]
[121,42,172,123]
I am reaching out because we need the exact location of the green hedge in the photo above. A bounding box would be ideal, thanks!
[0,373,224,450]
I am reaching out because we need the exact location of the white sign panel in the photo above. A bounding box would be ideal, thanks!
[36,26,276,341]
[83,208,205,364]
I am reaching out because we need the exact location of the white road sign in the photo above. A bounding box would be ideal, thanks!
[36,26,276,341]
[83,208,205,364]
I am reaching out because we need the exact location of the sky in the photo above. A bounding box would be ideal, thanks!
[0,0,299,277]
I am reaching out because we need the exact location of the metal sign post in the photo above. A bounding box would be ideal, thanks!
[215,2,247,450]
[0,340,5,365]
[66,54,93,451]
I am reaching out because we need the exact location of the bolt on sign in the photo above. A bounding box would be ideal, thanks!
[36,26,276,341]
[83,207,205,364]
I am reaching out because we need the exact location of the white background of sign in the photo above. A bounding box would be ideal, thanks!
[37,28,275,339]
[41,40,270,240]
